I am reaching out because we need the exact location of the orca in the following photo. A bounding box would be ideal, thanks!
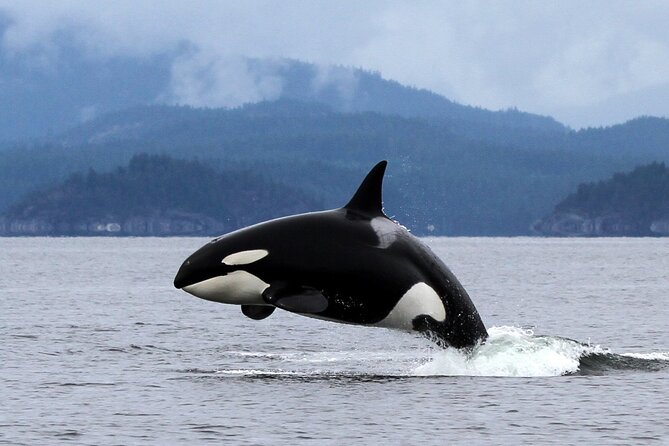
[174,161,488,349]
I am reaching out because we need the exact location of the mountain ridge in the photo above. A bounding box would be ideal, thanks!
[53,100,669,160]
[0,100,646,235]
[1,56,668,235]
[1,55,566,143]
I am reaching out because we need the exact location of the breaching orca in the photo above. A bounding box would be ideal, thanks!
[174,161,488,349]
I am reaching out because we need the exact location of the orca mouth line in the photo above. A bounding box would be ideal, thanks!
[173,270,207,290]
[173,270,224,290]
[173,268,196,289]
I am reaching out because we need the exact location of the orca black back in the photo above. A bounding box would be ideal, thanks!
[174,161,488,349]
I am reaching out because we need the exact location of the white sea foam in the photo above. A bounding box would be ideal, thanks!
[215,326,667,378]
[620,352,669,361]
[413,326,606,377]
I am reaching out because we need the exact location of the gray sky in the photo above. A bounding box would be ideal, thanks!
[2,0,669,128]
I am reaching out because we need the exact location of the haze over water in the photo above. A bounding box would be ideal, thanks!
[2,237,668,444]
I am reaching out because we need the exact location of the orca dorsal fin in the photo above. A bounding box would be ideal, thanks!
[344,160,387,216]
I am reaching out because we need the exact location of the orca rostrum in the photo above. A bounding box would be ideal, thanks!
[174,161,488,349]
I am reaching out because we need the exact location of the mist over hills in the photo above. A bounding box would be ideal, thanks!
[1,53,668,235]
[0,41,173,143]
[1,52,563,142]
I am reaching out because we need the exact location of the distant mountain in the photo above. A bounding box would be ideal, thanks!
[551,82,669,129]
[3,42,668,157]
[0,50,564,142]
[268,60,566,133]
[569,117,669,157]
[533,162,669,236]
[0,40,173,142]
[0,101,639,236]
[5,44,669,236]
[56,100,669,160]
[0,154,321,236]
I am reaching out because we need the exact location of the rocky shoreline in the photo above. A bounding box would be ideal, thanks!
[0,211,228,236]
[532,212,669,237]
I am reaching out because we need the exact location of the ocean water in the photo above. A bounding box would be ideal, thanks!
[1,237,668,445]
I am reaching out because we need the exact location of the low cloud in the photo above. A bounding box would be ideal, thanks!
[165,52,284,108]
[311,65,360,109]
[2,1,669,126]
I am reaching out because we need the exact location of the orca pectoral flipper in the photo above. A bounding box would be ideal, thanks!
[263,283,328,314]
[241,305,276,320]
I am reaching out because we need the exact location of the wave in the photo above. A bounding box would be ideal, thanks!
[183,326,668,379]
[413,326,669,377]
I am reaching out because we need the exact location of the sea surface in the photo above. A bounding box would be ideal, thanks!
[1,237,668,445]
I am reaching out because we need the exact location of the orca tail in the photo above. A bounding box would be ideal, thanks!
[343,160,388,216]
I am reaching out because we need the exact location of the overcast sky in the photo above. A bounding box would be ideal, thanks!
[2,0,669,128]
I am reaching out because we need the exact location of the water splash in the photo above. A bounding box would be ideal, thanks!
[186,326,668,379]
[413,326,669,377]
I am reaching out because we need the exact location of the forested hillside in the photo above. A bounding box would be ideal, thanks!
[534,162,669,236]
[2,101,644,235]
[2,56,669,236]
[0,154,320,236]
